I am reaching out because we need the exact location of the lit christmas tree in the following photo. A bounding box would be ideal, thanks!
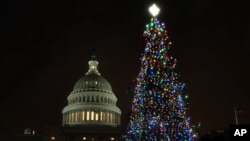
[124,4,198,141]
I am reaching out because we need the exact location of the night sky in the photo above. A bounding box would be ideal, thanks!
[1,0,249,136]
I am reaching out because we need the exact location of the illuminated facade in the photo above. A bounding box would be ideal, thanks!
[1,55,123,141]
[62,55,121,126]
[61,54,122,140]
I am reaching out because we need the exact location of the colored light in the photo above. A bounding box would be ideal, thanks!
[124,16,198,140]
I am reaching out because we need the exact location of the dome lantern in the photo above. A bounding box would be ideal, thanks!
[86,53,101,76]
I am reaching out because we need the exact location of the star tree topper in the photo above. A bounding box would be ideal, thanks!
[149,4,160,17]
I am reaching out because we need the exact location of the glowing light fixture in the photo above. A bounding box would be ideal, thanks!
[149,4,160,17]
[51,136,55,140]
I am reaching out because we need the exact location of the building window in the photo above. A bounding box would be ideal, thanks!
[95,113,99,121]
[75,112,78,122]
[72,113,75,122]
[82,137,86,140]
[110,113,113,123]
[91,137,95,140]
[100,112,103,121]
[111,137,115,140]
[69,113,72,122]
[82,111,85,121]
[103,112,106,121]
[91,111,94,120]
[107,112,109,122]
[87,111,90,121]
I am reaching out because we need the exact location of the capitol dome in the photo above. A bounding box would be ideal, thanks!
[62,55,121,126]
[73,74,113,94]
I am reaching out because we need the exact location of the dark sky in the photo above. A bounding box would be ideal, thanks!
[1,0,249,136]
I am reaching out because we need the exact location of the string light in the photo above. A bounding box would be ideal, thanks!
[124,15,198,140]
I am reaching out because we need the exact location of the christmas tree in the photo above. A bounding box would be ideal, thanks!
[124,4,198,141]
